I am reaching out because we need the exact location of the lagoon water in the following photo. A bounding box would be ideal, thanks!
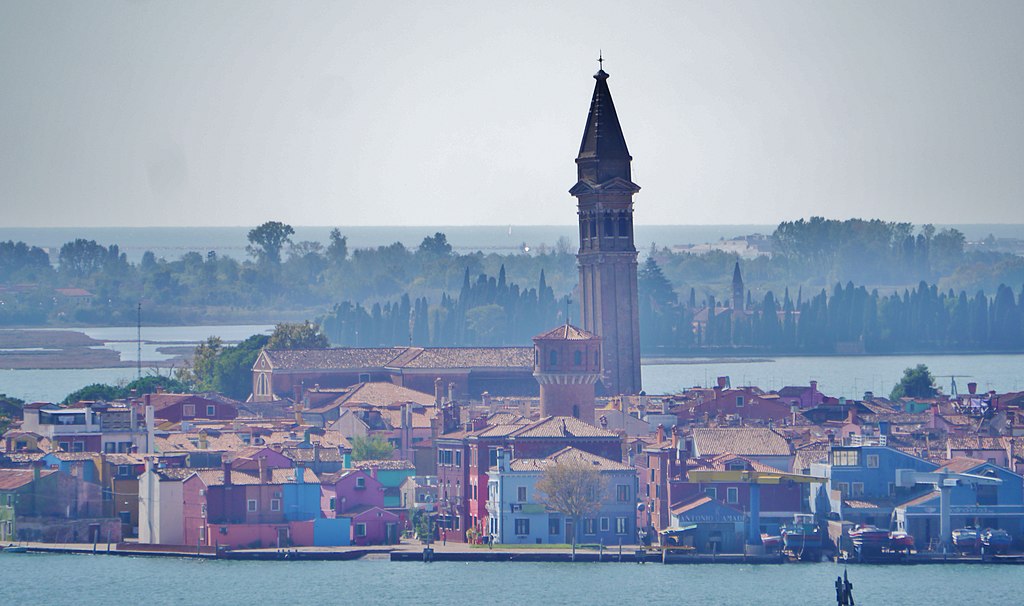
[1,553,1021,606]
[2,349,1024,404]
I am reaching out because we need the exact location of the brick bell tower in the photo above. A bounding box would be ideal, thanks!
[571,61,642,396]
[533,324,602,421]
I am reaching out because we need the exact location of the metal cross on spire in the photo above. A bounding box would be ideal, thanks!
[598,51,604,71]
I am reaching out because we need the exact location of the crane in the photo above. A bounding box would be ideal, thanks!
[687,469,826,551]
[895,468,1001,552]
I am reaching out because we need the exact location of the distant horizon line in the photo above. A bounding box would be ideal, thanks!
[4,222,1021,229]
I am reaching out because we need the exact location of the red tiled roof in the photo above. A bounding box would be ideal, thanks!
[0,468,55,490]
[263,348,408,370]
[670,496,713,516]
[511,416,618,440]
[938,457,989,474]
[533,324,598,341]
[692,428,792,457]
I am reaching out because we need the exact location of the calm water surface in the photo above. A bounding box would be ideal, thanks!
[1,554,1021,605]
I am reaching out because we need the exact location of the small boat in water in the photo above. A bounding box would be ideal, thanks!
[2,545,28,553]
[952,527,982,554]
[760,533,782,551]
[981,528,1011,554]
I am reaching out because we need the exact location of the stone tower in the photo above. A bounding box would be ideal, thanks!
[732,262,744,311]
[533,324,602,421]
[571,65,642,396]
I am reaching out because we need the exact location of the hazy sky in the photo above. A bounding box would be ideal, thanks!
[2,1,1022,227]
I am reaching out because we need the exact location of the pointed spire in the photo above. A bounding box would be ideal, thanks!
[576,61,632,185]
[732,262,743,287]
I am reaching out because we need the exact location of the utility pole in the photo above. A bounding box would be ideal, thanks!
[137,302,142,380]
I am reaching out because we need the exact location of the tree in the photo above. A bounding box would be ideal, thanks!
[535,456,606,548]
[177,336,224,390]
[350,435,395,461]
[0,393,25,434]
[123,375,189,396]
[62,383,123,405]
[890,364,937,400]
[268,321,329,350]
[327,228,349,263]
[418,232,452,257]
[212,334,270,400]
[246,221,295,264]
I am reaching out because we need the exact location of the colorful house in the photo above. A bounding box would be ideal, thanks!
[487,447,636,546]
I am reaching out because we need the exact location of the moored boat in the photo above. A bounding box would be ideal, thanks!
[888,530,915,551]
[981,528,1011,554]
[849,525,889,553]
[952,527,981,554]
[781,514,821,558]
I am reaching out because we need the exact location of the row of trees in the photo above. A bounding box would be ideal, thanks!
[639,264,1024,353]
[320,266,567,347]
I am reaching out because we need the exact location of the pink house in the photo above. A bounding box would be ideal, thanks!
[320,469,384,517]
[775,381,823,409]
[344,506,400,546]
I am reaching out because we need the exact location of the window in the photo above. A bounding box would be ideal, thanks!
[454,450,462,468]
[206,405,216,417]
[866,454,879,469]
[594,352,599,366]
[736,396,745,408]
[356,523,367,537]
[72,442,85,453]
[888,482,896,496]
[600,517,610,532]
[574,350,582,366]
[271,499,281,512]
[517,486,527,502]
[118,465,131,477]
[6,494,12,507]
[831,449,860,467]
[329,497,336,511]
[58,442,70,452]
[584,518,596,535]
[616,484,629,502]
[549,518,561,535]
[471,484,477,500]
[835,482,849,496]
[705,487,717,500]
[183,404,195,417]
[549,350,558,366]
[726,460,747,471]
[616,517,628,535]
[488,448,499,469]
[851,483,865,497]
[727,487,739,504]
[355,477,366,489]
[515,518,530,535]
[247,499,258,512]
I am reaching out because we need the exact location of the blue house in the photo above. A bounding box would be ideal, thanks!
[281,464,322,521]
[893,458,1024,549]
[487,447,637,545]
[810,443,937,526]
[40,452,99,483]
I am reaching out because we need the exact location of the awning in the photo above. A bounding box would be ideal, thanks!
[660,525,698,535]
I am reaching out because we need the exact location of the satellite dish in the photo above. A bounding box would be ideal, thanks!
[636,503,646,512]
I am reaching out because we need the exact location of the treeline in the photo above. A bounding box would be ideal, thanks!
[640,268,1024,354]
[321,266,566,347]
[0,224,576,326]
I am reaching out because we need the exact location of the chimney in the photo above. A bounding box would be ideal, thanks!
[863,391,874,402]
[434,378,444,406]
[145,405,156,455]
[293,383,302,405]
[716,376,728,390]
[968,382,978,395]
[655,424,665,444]
[32,459,43,481]
[223,460,232,486]
[481,391,490,411]
[826,430,835,448]
[448,382,456,404]
[258,457,271,483]
[810,380,818,394]
[295,463,305,485]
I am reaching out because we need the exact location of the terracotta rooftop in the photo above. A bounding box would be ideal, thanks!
[508,446,631,472]
[692,428,792,457]
[0,468,55,490]
[670,496,713,516]
[353,459,415,471]
[511,416,619,440]
[937,457,989,474]
[193,467,319,486]
[533,324,598,342]
[262,346,533,371]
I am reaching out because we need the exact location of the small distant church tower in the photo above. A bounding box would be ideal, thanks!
[533,324,602,421]
[732,262,744,311]
[572,61,642,396]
